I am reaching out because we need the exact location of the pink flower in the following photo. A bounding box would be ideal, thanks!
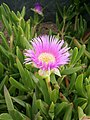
[31,2,43,16]
[24,35,70,71]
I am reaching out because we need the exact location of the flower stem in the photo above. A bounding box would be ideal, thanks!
[45,76,52,94]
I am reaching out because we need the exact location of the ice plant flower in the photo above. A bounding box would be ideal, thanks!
[24,35,70,76]
[31,2,43,16]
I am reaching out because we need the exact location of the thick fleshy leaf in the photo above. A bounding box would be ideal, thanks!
[36,99,48,116]
[70,47,78,65]
[10,109,30,120]
[0,113,13,120]
[63,103,73,120]
[48,102,55,120]
[78,106,86,120]
[0,62,4,76]
[9,77,28,92]
[55,102,68,117]
[0,75,8,91]
[61,66,83,75]
[75,74,87,97]
[4,86,14,112]
[31,73,50,104]
[69,73,77,91]
[50,89,59,103]
[16,46,24,63]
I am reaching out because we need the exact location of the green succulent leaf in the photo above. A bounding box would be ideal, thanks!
[61,65,83,75]
[63,103,73,120]
[11,11,19,22]
[2,15,12,35]
[0,113,13,120]
[50,89,59,103]
[55,102,68,117]
[74,45,85,64]
[9,77,28,92]
[21,6,25,18]
[70,47,78,65]
[16,46,24,63]
[0,32,9,50]
[78,106,86,120]
[0,75,8,91]
[36,99,48,116]
[48,102,55,120]
[75,74,87,97]
[4,85,14,112]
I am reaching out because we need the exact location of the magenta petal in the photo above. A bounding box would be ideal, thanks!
[24,35,70,70]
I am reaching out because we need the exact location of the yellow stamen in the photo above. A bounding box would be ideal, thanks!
[38,52,55,64]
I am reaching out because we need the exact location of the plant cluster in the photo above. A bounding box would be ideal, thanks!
[0,1,90,120]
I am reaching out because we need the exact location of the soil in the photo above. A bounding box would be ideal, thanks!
[36,22,58,35]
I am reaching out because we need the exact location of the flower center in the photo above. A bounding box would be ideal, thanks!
[38,52,55,64]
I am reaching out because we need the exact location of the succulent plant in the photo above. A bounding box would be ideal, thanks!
[0,2,90,120]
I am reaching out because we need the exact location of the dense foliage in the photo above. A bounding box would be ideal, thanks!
[0,1,90,120]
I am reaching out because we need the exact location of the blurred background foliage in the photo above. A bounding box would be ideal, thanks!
[0,0,90,23]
